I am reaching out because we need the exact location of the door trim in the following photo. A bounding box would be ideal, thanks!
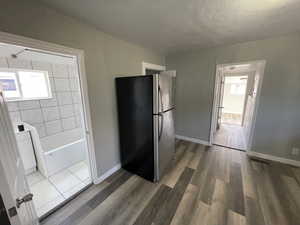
[0,31,98,183]
[142,61,166,75]
[209,60,266,152]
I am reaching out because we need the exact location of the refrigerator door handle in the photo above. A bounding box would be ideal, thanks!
[158,85,164,112]
[158,113,164,141]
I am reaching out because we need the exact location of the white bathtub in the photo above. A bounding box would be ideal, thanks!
[40,128,87,176]
[22,123,87,178]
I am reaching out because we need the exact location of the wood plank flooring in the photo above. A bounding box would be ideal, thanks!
[41,140,300,225]
[214,124,247,150]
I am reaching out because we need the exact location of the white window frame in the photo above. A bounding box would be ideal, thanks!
[0,68,52,101]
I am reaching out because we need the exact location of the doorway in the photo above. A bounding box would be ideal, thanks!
[0,35,96,222]
[214,74,249,150]
[210,61,266,151]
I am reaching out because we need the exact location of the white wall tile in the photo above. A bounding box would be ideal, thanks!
[69,78,79,91]
[62,117,76,130]
[42,107,60,122]
[1,57,85,140]
[45,120,62,135]
[9,111,21,123]
[52,64,69,78]
[7,58,31,69]
[59,105,74,118]
[73,104,82,115]
[32,61,53,77]
[68,65,78,78]
[40,93,57,107]
[49,77,56,92]
[71,92,81,104]
[20,109,43,124]
[75,115,82,128]
[0,57,8,68]
[57,92,72,105]
[32,123,46,138]
[18,100,40,110]
[54,78,70,92]
[6,102,19,111]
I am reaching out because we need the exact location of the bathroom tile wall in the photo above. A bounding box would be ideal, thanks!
[0,57,83,138]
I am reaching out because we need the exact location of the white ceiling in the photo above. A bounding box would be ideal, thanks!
[38,0,300,53]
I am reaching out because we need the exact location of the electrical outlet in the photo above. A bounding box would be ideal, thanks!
[292,147,299,156]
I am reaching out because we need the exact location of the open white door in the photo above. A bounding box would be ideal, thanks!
[210,67,224,144]
[216,73,225,130]
[0,87,38,225]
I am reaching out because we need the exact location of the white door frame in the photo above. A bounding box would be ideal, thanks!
[0,31,98,182]
[142,61,166,75]
[209,60,266,151]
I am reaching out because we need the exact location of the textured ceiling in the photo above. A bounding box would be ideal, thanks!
[37,0,300,53]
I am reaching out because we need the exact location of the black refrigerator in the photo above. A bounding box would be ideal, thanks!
[116,71,176,182]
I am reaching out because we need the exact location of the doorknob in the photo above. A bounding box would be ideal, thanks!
[218,106,224,109]
[16,193,33,208]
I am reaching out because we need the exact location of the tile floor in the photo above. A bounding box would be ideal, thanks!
[27,161,91,217]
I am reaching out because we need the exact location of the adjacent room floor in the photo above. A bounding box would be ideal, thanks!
[221,112,243,125]
[41,140,300,225]
[27,161,91,217]
[214,124,247,150]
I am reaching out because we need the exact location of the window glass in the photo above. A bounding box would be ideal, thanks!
[0,69,51,101]
[18,71,50,99]
[0,71,21,98]
[226,76,247,96]
[230,84,246,95]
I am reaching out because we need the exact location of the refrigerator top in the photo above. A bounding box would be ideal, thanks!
[115,71,176,115]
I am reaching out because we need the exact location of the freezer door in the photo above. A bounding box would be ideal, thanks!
[154,109,175,181]
[158,71,176,112]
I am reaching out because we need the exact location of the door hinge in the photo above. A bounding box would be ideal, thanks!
[8,207,17,217]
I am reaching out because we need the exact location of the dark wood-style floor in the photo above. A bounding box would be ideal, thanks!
[41,140,300,225]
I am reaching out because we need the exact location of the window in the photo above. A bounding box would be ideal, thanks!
[0,71,21,98]
[230,84,246,95]
[0,69,51,101]
[225,75,247,96]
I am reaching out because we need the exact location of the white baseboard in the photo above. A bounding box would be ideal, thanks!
[247,151,300,167]
[93,163,121,184]
[175,135,211,146]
